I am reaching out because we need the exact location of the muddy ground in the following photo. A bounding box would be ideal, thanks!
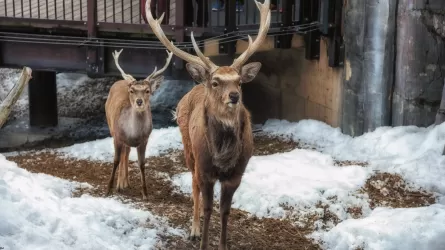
[6,134,437,250]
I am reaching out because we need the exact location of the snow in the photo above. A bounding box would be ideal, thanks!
[171,149,372,221]
[312,204,445,250]
[262,119,445,194]
[55,126,183,162]
[5,116,445,250]
[0,154,184,250]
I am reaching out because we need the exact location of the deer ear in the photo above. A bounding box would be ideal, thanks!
[240,62,262,83]
[150,75,164,94]
[186,63,207,84]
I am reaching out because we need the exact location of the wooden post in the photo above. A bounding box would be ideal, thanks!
[29,70,58,127]
[0,67,32,128]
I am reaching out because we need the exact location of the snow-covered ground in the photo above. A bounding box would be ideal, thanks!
[0,154,185,250]
[3,117,445,250]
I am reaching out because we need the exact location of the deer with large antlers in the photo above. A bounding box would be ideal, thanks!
[145,1,271,249]
[105,48,173,200]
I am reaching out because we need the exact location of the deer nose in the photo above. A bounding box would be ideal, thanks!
[229,92,240,103]
[136,99,143,106]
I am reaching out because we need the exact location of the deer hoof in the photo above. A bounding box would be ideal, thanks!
[189,227,201,241]
[188,234,201,241]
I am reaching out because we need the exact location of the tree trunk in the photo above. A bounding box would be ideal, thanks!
[0,67,33,129]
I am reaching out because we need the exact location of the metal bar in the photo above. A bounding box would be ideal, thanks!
[4,0,7,17]
[174,0,184,70]
[130,0,133,24]
[63,0,66,20]
[245,0,248,25]
[54,0,57,19]
[223,0,236,55]
[121,0,124,23]
[217,0,220,26]
[71,0,74,20]
[46,0,48,18]
[80,0,82,20]
[113,0,115,22]
[104,0,107,22]
[29,0,32,18]
[38,0,41,18]
[12,0,15,17]
[253,1,257,24]
[87,0,100,76]
[21,0,24,17]
[277,0,294,48]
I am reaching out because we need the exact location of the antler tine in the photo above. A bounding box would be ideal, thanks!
[190,32,219,73]
[112,49,136,81]
[231,0,271,70]
[145,50,174,81]
[145,0,216,72]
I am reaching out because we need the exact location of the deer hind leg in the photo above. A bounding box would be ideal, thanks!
[190,174,201,240]
[106,141,123,196]
[116,145,130,191]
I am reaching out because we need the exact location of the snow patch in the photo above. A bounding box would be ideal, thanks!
[171,149,372,222]
[0,154,184,250]
[262,119,445,194]
[312,204,445,250]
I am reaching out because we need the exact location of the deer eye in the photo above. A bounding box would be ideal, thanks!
[129,89,134,94]
[145,89,150,94]
[211,81,218,88]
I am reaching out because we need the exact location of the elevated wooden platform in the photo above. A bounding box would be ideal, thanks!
[0,0,143,24]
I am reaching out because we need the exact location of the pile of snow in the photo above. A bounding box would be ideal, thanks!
[312,204,445,250]
[261,119,445,194]
[0,154,184,250]
[171,149,372,223]
[55,126,183,162]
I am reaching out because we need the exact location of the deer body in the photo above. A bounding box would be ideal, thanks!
[105,48,172,199]
[145,0,271,248]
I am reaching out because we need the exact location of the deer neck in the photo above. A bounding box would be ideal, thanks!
[204,105,243,171]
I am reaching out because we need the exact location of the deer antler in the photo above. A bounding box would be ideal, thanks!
[145,50,174,81]
[145,0,219,73]
[231,0,271,70]
[112,49,136,81]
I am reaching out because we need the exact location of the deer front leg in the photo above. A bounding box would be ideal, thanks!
[218,178,241,250]
[190,175,201,240]
[200,179,215,250]
[106,141,123,196]
[137,141,149,200]
[116,145,130,191]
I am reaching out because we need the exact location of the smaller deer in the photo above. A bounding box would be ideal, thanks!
[105,48,173,200]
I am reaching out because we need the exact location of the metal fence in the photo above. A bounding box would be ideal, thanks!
[0,0,300,33]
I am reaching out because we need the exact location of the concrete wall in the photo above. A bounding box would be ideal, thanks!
[234,35,343,127]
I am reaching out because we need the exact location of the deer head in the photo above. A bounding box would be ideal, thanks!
[144,0,271,116]
[112,48,173,112]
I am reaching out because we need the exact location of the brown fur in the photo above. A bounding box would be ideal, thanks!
[175,65,258,250]
[105,79,161,199]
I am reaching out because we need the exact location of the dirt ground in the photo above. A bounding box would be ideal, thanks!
[7,134,320,250]
[6,134,437,250]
